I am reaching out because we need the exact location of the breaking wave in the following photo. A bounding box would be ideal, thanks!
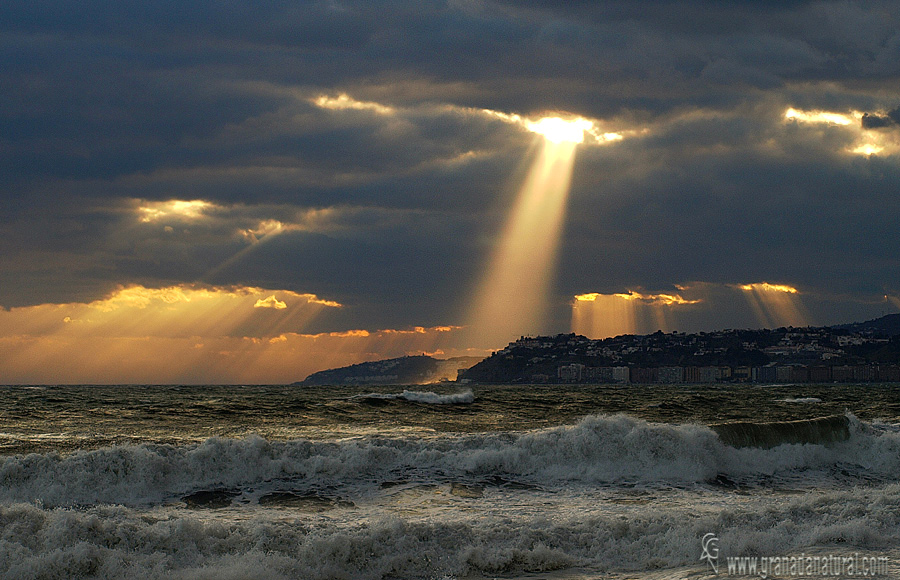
[351,389,475,404]
[780,397,823,404]
[1,484,899,580]
[0,413,897,508]
[711,415,850,449]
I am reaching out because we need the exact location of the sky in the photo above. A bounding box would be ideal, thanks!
[3,0,900,384]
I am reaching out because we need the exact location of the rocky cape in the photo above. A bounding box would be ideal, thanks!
[297,355,482,386]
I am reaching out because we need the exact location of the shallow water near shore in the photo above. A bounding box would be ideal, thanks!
[1,383,899,578]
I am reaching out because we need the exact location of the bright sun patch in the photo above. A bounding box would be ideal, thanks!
[784,108,853,126]
[312,93,395,115]
[739,282,799,294]
[138,200,214,223]
[254,295,288,309]
[851,143,884,156]
[526,117,594,144]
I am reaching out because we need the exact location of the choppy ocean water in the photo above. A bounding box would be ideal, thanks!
[1,383,899,579]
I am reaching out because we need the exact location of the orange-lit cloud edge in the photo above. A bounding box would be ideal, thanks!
[572,281,810,339]
[784,106,899,156]
[0,284,474,385]
[312,92,897,159]
[8,97,896,383]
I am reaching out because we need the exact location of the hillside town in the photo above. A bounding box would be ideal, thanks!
[458,316,900,384]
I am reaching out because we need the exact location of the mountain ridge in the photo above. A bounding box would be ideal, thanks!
[297,313,900,385]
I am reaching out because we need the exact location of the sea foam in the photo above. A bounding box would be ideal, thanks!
[1,414,897,508]
[0,483,898,580]
[350,389,475,404]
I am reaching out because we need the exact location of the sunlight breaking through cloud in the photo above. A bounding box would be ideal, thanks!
[525,117,594,144]
[784,108,854,126]
[738,282,808,328]
[254,295,287,309]
[312,93,395,115]
[783,106,898,157]
[467,139,580,348]
[310,92,628,147]
[571,291,701,339]
[137,200,215,223]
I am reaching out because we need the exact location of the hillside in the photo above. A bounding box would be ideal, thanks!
[459,313,900,384]
[298,355,481,386]
[835,312,900,337]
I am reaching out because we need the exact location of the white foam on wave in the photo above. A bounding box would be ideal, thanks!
[0,482,898,580]
[780,397,822,404]
[351,389,475,404]
[1,413,898,508]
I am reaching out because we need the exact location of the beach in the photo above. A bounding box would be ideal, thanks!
[1,383,898,579]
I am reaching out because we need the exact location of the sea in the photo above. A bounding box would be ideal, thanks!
[1,382,900,579]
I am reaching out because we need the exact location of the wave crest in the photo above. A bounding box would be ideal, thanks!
[1,413,898,507]
[350,389,475,404]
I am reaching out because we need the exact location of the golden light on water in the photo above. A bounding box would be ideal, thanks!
[467,133,580,348]
[739,282,808,327]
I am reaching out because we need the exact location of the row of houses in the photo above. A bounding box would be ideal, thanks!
[555,363,900,384]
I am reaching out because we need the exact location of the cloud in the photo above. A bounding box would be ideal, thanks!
[254,296,287,310]
[571,288,703,338]
[861,107,900,129]
[571,281,816,338]
[0,284,483,383]
[4,0,900,369]
[0,296,473,384]
[0,284,341,339]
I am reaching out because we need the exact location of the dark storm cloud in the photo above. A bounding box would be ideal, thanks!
[862,108,900,129]
[3,0,900,332]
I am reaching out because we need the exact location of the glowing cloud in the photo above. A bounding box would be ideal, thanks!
[312,93,395,115]
[738,282,808,327]
[571,291,700,339]
[254,295,287,309]
[784,108,854,126]
[138,200,214,223]
[310,92,629,150]
[739,283,798,294]
[479,107,625,146]
[851,143,884,156]
[0,284,457,384]
[1,285,341,340]
[240,219,286,243]
[783,107,898,157]
[0,320,471,384]
[526,117,593,144]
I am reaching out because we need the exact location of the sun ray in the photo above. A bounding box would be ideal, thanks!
[738,282,808,327]
[466,132,580,348]
[571,291,701,338]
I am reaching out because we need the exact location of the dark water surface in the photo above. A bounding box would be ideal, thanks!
[2,382,899,454]
[1,383,900,578]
